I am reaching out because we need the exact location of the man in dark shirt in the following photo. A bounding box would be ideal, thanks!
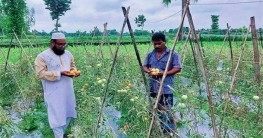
[143,32,182,135]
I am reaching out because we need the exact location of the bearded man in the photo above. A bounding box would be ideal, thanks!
[34,32,79,138]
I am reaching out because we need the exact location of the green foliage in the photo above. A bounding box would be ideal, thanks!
[211,15,220,34]
[43,0,71,31]
[108,29,118,36]
[25,7,35,31]
[162,0,198,6]
[17,104,54,137]
[1,0,27,35]
[162,0,172,6]
[134,14,146,30]
[1,41,263,137]
[0,70,18,107]
[0,106,19,137]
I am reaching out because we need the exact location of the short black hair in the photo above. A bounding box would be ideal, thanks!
[152,32,166,42]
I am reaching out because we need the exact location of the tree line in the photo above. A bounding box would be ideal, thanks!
[0,0,261,39]
[0,0,71,36]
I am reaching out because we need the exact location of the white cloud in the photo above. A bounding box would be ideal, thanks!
[25,0,263,33]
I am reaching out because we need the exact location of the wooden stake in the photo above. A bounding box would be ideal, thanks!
[103,22,114,58]
[93,6,130,138]
[121,7,149,96]
[147,1,189,137]
[180,30,191,66]
[219,25,250,136]
[217,31,228,66]
[186,6,219,138]
[4,34,14,72]
[250,16,261,86]
[227,23,234,75]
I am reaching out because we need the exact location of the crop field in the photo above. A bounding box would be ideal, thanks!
[0,38,263,138]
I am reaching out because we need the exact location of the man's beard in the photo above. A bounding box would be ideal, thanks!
[52,46,65,55]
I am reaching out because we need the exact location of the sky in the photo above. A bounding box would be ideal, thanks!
[25,0,263,33]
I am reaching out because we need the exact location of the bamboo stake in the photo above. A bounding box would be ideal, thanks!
[147,1,189,137]
[186,6,219,138]
[95,27,104,59]
[218,25,250,136]
[4,34,14,72]
[217,31,228,65]
[22,30,42,54]
[188,36,202,98]
[94,27,104,58]
[91,27,97,56]
[121,7,149,98]
[147,31,155,54]
[13,32,35,72]
[96,24,107,61]
[0,48,25,100]
[93,6,130,138]
[180,30,191,66]
[250,17,261,86]
[20,29,24,63]
[250,17,262,124]
[103,22,114,58]
[259,28,263,49]
[198,31,206,58]
[226,23,234,75]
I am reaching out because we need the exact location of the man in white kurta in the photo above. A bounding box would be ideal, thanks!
[34,32,78,138]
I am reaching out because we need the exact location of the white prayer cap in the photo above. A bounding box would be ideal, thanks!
[51,32,66,39]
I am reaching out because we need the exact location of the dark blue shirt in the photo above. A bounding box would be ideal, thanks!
[143,48,182,94]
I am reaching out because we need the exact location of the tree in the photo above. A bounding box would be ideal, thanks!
[43,0,71,31]
[162,0,198,40]
[0,1,5,35]
[25,7,35,32]
[1,0,27,35]
[108,29,118,36]
[134,14,146,30]
[211,15,219,34]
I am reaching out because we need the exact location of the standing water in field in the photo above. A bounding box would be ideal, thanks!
[100,106,126,138]
[217,60,223,71]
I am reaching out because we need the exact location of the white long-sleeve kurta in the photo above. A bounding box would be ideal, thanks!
[34,48,77,129]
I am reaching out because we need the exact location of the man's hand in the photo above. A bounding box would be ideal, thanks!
[151,70,163,77]
[61,71,75,78]
[74,73,80,77]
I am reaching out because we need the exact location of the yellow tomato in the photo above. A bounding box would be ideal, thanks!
[151,68,159,75]
[70,70,75,75]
